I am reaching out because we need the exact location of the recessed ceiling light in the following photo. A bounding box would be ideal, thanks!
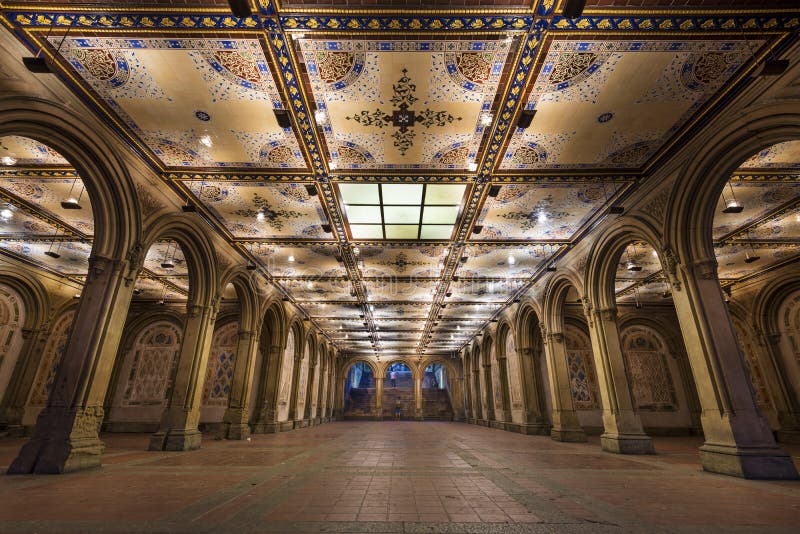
[288,255,295,263]
[1,156,16,166]
[329,160,338,170]
[480,113,493,127]
[314,109,327,123]
[467,161,478,172]
[256,210,265,221]
[0,208,12,220]
[199,135,213,148]
[537,212,547,223]
[507,255,516,266]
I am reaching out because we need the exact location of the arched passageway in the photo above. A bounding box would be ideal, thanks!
[342,361,376,420]
[421,362,454,420]
[382,362,415,420]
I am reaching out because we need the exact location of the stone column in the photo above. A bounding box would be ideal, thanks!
[495,356,510,425]
[757,329,800,443]
[1,326,48,436]
[9,255,136,473]
[219,329,260,440]
[251,344,283,433]
[482,363,495,423]
[585,304,654,454]
[669,256,797,478]
[289,354,304,429]
[471,368,481,424]
[453,375,466,422]
[375,376,384,420]
[414,373,423,420]
[462,360,473,422]
[149,302,217,451]
[541,326,586,442]
[517,347,550,435]
[305,357,318,426]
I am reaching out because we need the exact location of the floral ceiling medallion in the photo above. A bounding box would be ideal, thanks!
[346,69,462,156]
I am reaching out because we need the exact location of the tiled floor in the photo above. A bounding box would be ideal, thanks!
[0,422,799,533]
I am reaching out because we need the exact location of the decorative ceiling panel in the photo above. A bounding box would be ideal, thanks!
[715,243,800,280]
[254,244,344,277]
[371,319,426,331]
[189,181,329,239]
[360,245,445,278]
[133,276,186,301]
[0,176,95,235]
[143,241,188,276]
[446,277,527,303]
[0,136,69,165]
[740,140,800,169]
[712,181,798,240]
[473,183,622,241]
[54,38,305,170]
[368,280,439,302]
[741,210,800,241]
[0,239,91,274]
[0,208,59,236]
[461,245,548,278]
[372,303,429,319]
[501,39,758,170]
[285,278,353,301]
[298,39,512,170]
[304,302,362,318]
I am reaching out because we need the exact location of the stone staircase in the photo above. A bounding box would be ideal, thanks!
[343,387,376,419]
[422,389,454,421]
[382,387,415,420]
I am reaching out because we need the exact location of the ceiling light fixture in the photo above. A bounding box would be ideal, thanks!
[60,178,84,210]
[757,58,789,77]
[273,109,292,128]
[305,184,318,197]
[1,156,16,166]
[321,224,332,233]
[227,0,253,18]
[507,255,516,266]
[723,197,744,214]
[562,0,586,19]
[626,260,642,272]
[288,255,295,263]
[329,160,338,170]
[488,185,502,198]
[0,208,13,220]
[537,211,547,223]
[314,108,327,123]
[517,109,536,129]
[479,112,493,127]
[467,161,478,172]
[199,134,213,148]
[472,225,483,234]
[256,209,265,221]
[609,206,625,215]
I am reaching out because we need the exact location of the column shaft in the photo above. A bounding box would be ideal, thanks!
[541,330,586,442]
[220,329,260,440]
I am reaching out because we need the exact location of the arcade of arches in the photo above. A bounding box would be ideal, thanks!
[0,0,800,531]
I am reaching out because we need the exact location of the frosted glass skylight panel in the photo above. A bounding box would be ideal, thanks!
[383,206,420,224]
[421,225,454,239]
[338,182,466,240]
[383,184,423,204]
[350,224,384,239]
[425,184,466,204]
[346,205,382,224]
[340,184,380,204]
[385,225,418,239]
[422,206,459,224]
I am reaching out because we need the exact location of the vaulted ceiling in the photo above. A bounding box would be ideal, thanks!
[0,1,798,359]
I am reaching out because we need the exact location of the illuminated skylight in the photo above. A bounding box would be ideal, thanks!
[338,183,466,240]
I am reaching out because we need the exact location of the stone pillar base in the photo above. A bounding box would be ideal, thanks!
[293,419,309,429]
[518,423,551,436]
[601,433,655,454]
[3,424,28,438]
[699,443,799,479]
[551,427,587,442]
[252,422,282,434]
[776,430,800,445]
[219,423,250,440]
[8,434,104,474]
[148,429,202,451]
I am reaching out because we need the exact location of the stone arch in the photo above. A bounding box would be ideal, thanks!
[26,305,78,412]
[0,96,140,261]
[201,318,239,412]
[543,272,585,336]
[665,103,800,265]
[105,309,184,412]
[340,357,379,420]
[106,315,183,430]
[218,268,260,335]
[141,216,219,308]
[380,357,420,381]
[584,219,664,312]
[0,270,51,422]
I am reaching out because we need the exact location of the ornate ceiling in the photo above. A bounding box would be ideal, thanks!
[0,1,798,359]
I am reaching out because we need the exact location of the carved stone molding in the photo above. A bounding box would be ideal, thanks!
[548,332,564,344]
[692,257,719,281]
[135,182,163,217]
[595,307,618,322]
[661,247,683,291]
[641,185,671,222]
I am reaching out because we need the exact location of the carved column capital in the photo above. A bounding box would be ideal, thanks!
[518,347,535,357]
[691,257,719,281]
[548,332,564,344]
[661,247,682,292]
[594,306,617,322]
[238,330,256,341]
